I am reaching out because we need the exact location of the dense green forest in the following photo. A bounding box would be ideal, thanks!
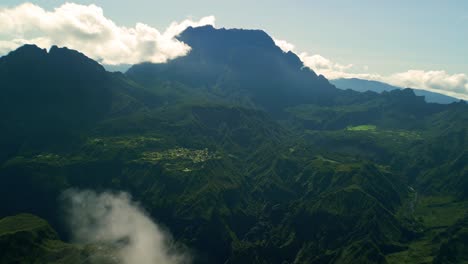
[0,26,466,264]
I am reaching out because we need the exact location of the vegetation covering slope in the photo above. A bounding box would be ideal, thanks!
[0,25,466,264]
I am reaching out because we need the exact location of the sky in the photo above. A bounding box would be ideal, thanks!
[1,0,467,99]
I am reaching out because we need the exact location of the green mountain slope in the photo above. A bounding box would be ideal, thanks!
[0,214,83,264]
[0,25,467,264]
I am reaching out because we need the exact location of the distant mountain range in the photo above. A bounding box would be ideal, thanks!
[0,25,467,264]
[331,78,460,104]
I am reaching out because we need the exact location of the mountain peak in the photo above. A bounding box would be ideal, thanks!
[12,44,46,54]
[0,44,113,143]
[176,26,307,71]
[184,24,215,31]
[179,25,278,53]
[1,44,47,62]
[1,44,105,75]
[47,45,106,74]
[127,26,339,113]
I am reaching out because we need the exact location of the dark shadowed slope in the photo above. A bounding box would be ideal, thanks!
[0,44,162,161]
[126,25,340,113]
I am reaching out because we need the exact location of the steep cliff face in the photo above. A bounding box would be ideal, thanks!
[127,25,339,113]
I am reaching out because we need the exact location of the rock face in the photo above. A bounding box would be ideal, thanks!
[127,25,338,113]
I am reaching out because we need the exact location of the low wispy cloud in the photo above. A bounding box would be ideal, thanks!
[298,53,356,79]
[63,190,190,264]
[0,3,215,65]
[274,38,468,100]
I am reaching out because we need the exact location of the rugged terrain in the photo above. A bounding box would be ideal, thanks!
[0,26,466,263]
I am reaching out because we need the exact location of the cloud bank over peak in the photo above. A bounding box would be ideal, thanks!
[274,38,467,100]
[0,3,215,65]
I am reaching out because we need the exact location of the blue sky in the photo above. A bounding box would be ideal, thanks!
[1,0,467,99]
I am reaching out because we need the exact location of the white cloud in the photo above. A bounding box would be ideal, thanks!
[313,60,468,100]
[299,53,356,79]
[385,70,468,100]
[273,39,355,77]
[63,190,190,264]
[0,3,215,65]
[273,38,295,53]
[274,41,468,100]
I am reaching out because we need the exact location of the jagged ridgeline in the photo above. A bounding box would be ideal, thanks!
[0,25,467,264]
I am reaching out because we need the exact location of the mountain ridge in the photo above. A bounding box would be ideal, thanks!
[331,78,461,104]
[127,25,340,114]
[0,25,466,264]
